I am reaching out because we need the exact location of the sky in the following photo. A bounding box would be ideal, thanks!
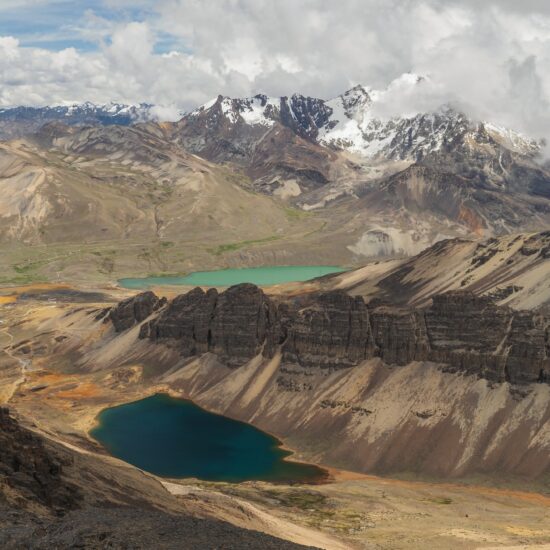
[0,0,549,138]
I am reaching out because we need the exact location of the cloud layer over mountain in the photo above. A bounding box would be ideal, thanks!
[0,0,549,141]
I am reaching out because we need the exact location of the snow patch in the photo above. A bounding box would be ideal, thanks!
[484,122,538,155]
[240,96,276,127]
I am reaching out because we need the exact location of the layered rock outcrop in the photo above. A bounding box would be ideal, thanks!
[423,293,512,382]
[140,284,280,366]
[111,285,550,384]
[505,312,549,384]
[109,291,164,332]
[140,287,217,356]
[370,309,429,365]
[283,292,376,368]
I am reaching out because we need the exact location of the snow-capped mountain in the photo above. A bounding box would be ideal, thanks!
[170,78,550,255]
[319,86,539,159]
[187,92,333,140]
[0,102,157,140]
[1,79,549,259]
[187,77,539,161]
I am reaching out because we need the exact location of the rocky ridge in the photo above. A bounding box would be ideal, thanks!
[109,291,165,332]
[334,230,550,311]
[185,79,539,162]
[111,284,550,385]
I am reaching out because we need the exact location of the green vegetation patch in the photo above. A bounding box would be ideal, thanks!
[13,259,50,274]
[284,207,312,221]
[425,496,453,505]
[264,489,328,510]
[209,235,281,256]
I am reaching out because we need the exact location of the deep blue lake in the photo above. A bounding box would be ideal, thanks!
[90,393,326,483]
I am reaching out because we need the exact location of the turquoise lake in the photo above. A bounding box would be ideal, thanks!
[90,394,326,483]
[118,265,344,289]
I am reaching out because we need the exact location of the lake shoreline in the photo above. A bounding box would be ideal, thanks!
[118,265,346,290]
[88,392,550,506]
[89,392,330,485]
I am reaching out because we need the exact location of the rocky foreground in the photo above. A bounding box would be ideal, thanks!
[0,408,319,549]
[110,284,550,386]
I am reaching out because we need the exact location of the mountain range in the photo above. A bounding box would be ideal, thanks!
[1,78,550,549]
[0,77,549,283]
[0,102,156,141]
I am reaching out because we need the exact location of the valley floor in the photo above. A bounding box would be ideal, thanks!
[0,285,549,549]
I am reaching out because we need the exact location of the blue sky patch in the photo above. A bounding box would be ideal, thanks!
[0,0,156,52]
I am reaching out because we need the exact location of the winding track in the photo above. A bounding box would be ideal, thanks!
[0,304,40,402]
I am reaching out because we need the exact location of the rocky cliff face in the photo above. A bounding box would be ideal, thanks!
[109,291,164,332]
[370,309,430,365]
[282,292,376,368]
[423,293,512,381]
[139,287,215,355]
[0,408,80,512]
[111,285,550,384]
[140,284,280,366]
[506,312,549,384]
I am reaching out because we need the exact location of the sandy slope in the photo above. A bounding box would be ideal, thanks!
[327,232,550,311]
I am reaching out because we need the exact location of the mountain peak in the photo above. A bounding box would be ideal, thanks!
[186,81,539,162]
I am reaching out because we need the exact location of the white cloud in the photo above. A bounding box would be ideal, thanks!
[0,0,549,140]
[0,0,69,10]
[0,36,20,61]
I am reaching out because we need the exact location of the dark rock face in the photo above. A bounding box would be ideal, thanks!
[1,505,318,550]
[283,292,375,368]
[209,284,279,366]
[139,284,280,366]
[0,408,80,511]
[505,313,549,384]
[113,285,550,385]
[280,94,333,140]
[140,287,217,356]
[370,309,429,365]
[425,293,510,353]
[423,293,512,381]
[109,291,164,332]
